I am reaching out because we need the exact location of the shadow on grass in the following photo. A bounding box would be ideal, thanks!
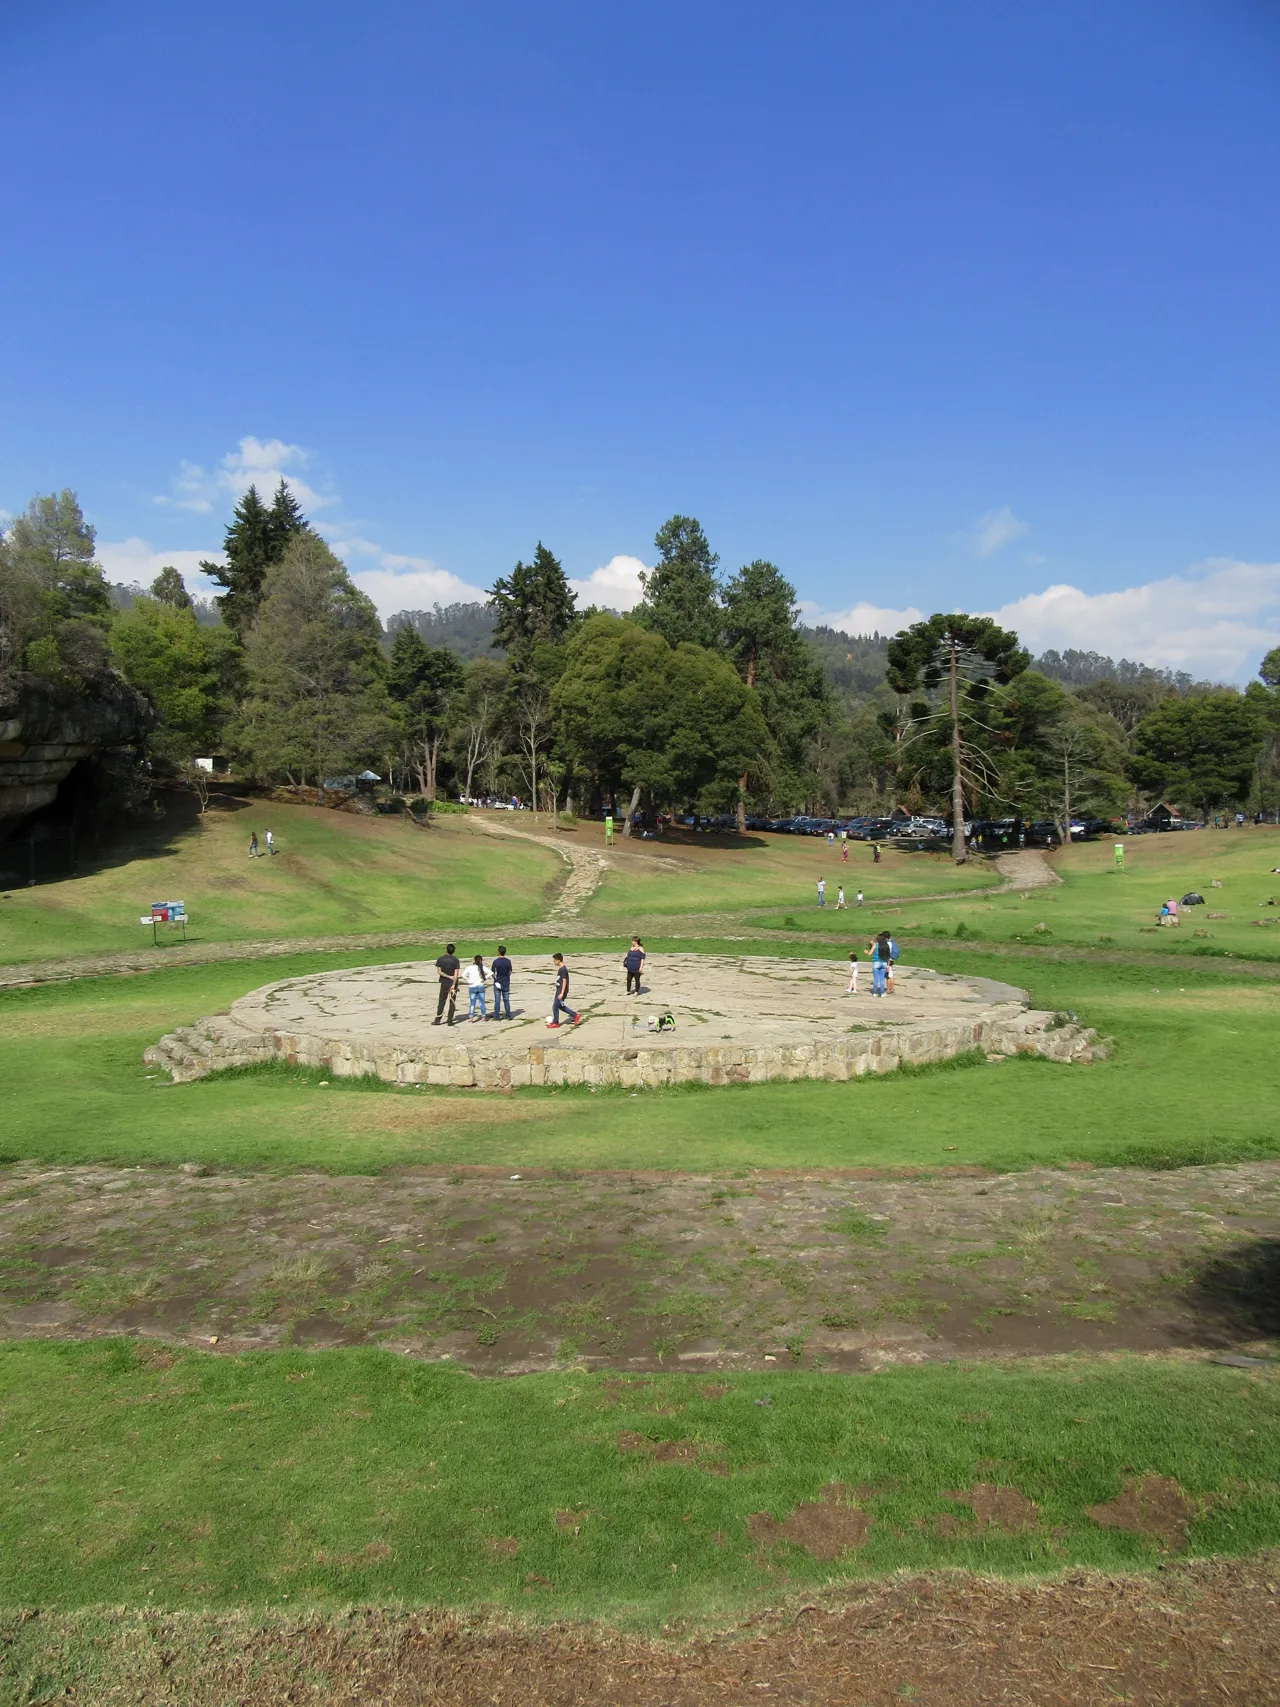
[1186,1239,1280,1340]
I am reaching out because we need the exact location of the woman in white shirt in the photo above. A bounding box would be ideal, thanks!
[465,954,489,1021]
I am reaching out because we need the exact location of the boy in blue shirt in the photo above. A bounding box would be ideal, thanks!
[548,953,580,1028]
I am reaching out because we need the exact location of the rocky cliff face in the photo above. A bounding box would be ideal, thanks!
[0,675,154,829]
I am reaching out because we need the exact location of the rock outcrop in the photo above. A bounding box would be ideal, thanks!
[0,675,154,829]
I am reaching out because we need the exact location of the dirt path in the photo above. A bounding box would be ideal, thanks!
[995,848,1062,891]
[473,816,609,920]
[10,1554,1279,1705]
[4,1159,1275,1370]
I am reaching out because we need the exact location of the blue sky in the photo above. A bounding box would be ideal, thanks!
[3,0,1279,677]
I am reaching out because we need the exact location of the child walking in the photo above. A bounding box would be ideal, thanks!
[845,950,858,994]
[548,953,580,1028]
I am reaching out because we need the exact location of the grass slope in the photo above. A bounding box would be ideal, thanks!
[585,830,999,922]
[2,1342,1277,1625]
[2,943,1279,1175]
[0,803,559,965]
[773,826,1280,962]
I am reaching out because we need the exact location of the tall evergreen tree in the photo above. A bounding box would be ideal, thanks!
[203,481,308,635]
[634,515,721,650]
[385,622,464,799]
[230,533,392,787]
[721,559,826,827]
[488,543,577,668]
[886,614,1029,862]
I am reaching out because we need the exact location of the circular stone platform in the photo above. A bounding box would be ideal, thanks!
[145,953,1103,1087]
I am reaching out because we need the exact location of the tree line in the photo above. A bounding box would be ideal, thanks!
[3,485,1279,853]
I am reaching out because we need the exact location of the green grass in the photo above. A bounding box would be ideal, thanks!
[584,831,999,922]
[3,941,1280,1175]
[0,802,560,964]
[2,1341,1277,1626]
[790,825,1280,961]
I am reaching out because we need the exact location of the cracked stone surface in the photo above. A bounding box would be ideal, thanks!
[145,954,1101,1086]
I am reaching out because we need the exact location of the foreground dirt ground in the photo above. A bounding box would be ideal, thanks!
[6,1555,1277,1704]
[1,1160,1277,1369]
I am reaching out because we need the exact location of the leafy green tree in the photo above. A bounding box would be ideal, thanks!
[385,623,464,799]
[721,559,827,825]
[1075,674,1167,734]
[203,480,308,635]
[232,533,393,788]
[488,543,577,669]
[1129,691,1267,820]
[0,490,112,695]
[993,673,1127,838]
[554,614,767,829]
[886,613,1029,861]
[150,566,193,610]
[449,657,507,805]
[634,515,721,650]
[109,596,239,803]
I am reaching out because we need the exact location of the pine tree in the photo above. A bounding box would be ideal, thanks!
[488,542,577,667]
[203,482,308,635]
[634,515,721,650]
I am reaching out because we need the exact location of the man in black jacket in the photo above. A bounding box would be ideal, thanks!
[432,943,460,1025]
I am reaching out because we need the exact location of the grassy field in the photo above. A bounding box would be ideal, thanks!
[768,826,1280,961]
[0,801,560,965]
[5,818,1280,1676]
[2,1340,1276,1625]
[3,940,1280,1175]
[584,828,1000,922]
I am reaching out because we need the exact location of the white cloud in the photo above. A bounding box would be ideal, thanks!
[153,436,336,514]
[569,553,648,611]
[219,435,336,510]
[804,598,925,638]
[153,459,215,513]
[991,557,1280,681]
[97,537,223,596]
[955,505,1030,558]
[348,564,489,617]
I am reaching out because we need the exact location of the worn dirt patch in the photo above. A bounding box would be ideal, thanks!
[748,1482,872,1561]
[929,1483,1040,1538]
[1087,1473,1195,1551]
[3,1159,1278,1370]
[6,1554,1280,1705]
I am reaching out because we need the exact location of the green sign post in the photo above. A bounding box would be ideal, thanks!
[1114,842,1124,870]
[605,815,614,846]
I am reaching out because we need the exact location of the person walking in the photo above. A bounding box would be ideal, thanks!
[856,889,864,908]
[870,932,890,997]
[547,953,580,1028]
[248,831,259,859]
[836,885,847,909]
[841,840,848,865]
[884,932,897,994]
[817,877,826,908]
[872,842,881,863]
[432,942,461,1025]
[623,937,645,995]
[845,950,859,994]
[265,828,276,856]
[465,954,488,1021]
[491,944,513,1019]
[826,830,834,846]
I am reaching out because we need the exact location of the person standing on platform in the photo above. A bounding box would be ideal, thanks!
[432,942,461,1026]
[623,938,645,994]
[464,954,488,1021]
[491,945,513,1019]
